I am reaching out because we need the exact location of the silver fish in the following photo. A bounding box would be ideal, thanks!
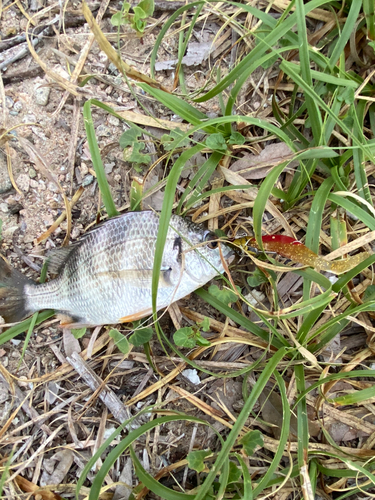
[0,211,233,326]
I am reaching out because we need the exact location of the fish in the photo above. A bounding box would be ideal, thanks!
[0,211,234,327]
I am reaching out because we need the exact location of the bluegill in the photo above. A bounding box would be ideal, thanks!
[0,211,233,326]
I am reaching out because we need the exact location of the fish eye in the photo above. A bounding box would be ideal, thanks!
[204,231,219,249]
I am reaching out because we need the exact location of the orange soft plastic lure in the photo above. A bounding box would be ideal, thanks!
[235,234,371,275]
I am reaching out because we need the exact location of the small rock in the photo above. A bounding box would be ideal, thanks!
[29,167,37,179]
[23,113,36,123]
[182,369,201,385]
[47,181,59,193]
[108,63,119,74]
[9,110,19,116]
[29,179,38,188]
[96,124,112,137]
[114,75,123,86]
[5,96,14,108]
[104,162,115,174]
[16,173,30,193]
[244,290,266,309]
[108,115,120,127]
[13,101,23,112]
[0,177,12,194]
[0,202,8,213]
[71,227,81,239]
[35,85,51,106]
[3,225,19,236]
[82,174,94,186]
[80,162,89,176]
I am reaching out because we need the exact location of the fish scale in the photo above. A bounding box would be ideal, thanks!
[0,211,233,326]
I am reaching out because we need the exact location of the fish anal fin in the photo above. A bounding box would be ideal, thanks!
[118,308,153,323]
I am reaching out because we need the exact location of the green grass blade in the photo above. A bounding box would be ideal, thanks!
[83,100,119,218]
[86,414,205,500]
[195,0,334,103]
[193,348,287,500]
[195,288,288,349]
[152,145,205,315]
[252,371,291,496]
[130,447,198,500]
[328,193,375,230]
[137,83,217,133]
[177,152,223,213]
[0,310,54,346]
[295,0,322,144]
[328,0,363,68]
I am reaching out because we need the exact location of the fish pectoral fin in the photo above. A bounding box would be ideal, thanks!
[97,268,175,288]
[57,313,92,329]
[118,308,153,323]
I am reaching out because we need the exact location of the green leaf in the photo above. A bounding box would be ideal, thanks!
[227,460,242,484]
[208,284,239,305]
[138,0,154,16]
[337,86,355,104]
[129,327,153,346]
[197,316,210,332]
[206,133,227,152]
[71,327,87,339]
[173,327,196,348]
[124,142,151,167]
[187,450,212,473]
[239,430,264,456]
[196,335,211,347]
[228,131,245,145]
[133,5,146,19]
[161,128,190,151]
[247,268,269,287]
[109,329,130,354]
[119,127,142,149]
[111,12,125,26]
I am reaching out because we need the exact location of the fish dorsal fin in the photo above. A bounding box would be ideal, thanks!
[46,245,77,274]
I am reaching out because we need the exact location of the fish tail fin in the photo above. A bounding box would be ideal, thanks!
[0,257,32,323]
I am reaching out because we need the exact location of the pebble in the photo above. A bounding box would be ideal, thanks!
[29,167,36,178]
[82,174,94,186]
[0,202,8,213]
[80,162,89,176]
[47,181,60,193]
[108,63,119,74]
[23,113,36,123]
[16,173,30,193]
[9,110,19,116]
[104,162,115,174]
[108,115,120,127]
[0,176,12,194]
[5,96,14,108]
[244,290,266,309]
[13,101,23,112]
[96,124,112,137]
[35,85,51,106]
[3,225,19,236]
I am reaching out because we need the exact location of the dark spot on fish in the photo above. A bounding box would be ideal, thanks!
[173,236,182,261]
